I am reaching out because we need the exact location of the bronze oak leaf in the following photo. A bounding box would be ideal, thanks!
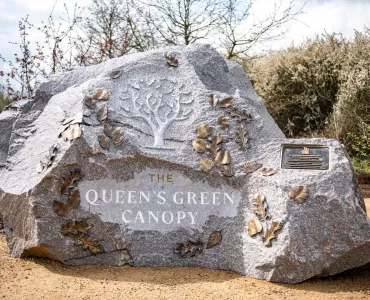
[61,220,91,236]
[263,221,283,247]
[75,235,103,254]
[67,190,81,209]
[253,194,269,221]
[175,240,203,257]
[257,168,278,176]
[61,170,81,195]
[53,200,68,217]
[218,116,229,131]
[243,161,262,174]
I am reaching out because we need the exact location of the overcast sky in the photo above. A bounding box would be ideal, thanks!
[1,0,370,70]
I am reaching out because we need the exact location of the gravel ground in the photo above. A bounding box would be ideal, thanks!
[0,199,369,300]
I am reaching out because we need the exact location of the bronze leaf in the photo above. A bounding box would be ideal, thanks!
[75,235,102,254]
[257,168,278,176]
[192,139,207,153]
[166,56,179,67]
[263,221,283,247]
[61,170,81,195]
[289,186,308,204]
[53,200,68,217]
[61,220,91,236]
[235,126,249,149]
[92,89,109,101]
[97,105,108,123]
[207,135,222,159]
[218,164,234,177]
[196,124,213,138]
[98,134,110,150]
[206,231,222,249]
[218,116,229,131]
[253,194,269,221]
[243,161,263,174]
[67,190,81,209]
[200,158,214,174]
[215,150,231,165]
[208,94,218,107]
[109,70,122,79]
[38,143,59,173]
[227,108,252,122]
[248,219,263,237]
[112,128,124,146]
[62,124,82,141]
[103,122,114,138]
[219,96,234,108]
[175,240,203,257]
[84,95,96,109]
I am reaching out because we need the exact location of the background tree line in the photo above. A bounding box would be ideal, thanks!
[0,0,303,101]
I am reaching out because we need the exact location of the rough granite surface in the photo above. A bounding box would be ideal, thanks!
[0,44,369,283]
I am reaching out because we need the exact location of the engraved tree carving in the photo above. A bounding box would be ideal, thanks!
[119,78,194,148]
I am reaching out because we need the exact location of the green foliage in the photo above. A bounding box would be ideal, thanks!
[333,30,370,157]
[351,157,370,175]
[245,34,346,137]
[347,125,370,159]
[0,93,9,112]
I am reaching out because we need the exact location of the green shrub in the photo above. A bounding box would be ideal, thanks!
[333,30,370,158]
[0,93,9,112]
[351,158,370,175]
[245,34,346,137]
[347,125,370,159]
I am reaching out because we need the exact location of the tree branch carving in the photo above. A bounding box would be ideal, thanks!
[119,78,194,148]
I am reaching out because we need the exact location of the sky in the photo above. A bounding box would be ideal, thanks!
[0,0,370,70]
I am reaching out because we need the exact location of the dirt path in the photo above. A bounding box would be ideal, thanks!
[1,200,369,300]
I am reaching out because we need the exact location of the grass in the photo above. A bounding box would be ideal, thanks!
[0,93,9,112]
[351,158,370,175]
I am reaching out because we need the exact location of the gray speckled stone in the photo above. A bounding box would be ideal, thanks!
[0,44,369,283]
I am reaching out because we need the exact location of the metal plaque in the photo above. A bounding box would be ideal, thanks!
[280,144,330,170]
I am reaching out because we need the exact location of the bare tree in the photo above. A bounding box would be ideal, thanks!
[140,0,223,46]
[220,0,305,59]
[25,2,82,73]
[0,2,81,101]
[124,1,159,52]
[0,16,45,100]
[119,78,194,148]
[77,0,133,64]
